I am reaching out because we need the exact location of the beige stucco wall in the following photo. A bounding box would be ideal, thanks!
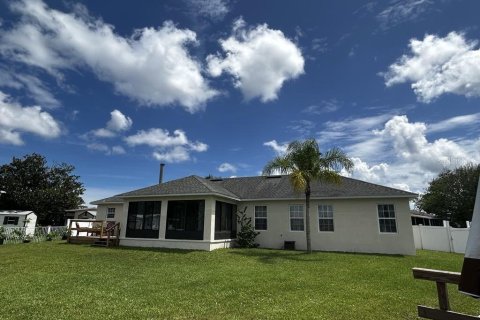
[96,204,124,222]
[96,196,414,254]
[242,197,415,255]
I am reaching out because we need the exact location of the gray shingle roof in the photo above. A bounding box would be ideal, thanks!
[90,175,416,204]
[90,196,124,205]
[114,175,239,199]
[213,175,417,199]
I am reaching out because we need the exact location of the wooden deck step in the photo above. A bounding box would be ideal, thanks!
[69,236,119,247]
[91,238,120,247]
[69,237,97,245]
[92,239,108,247]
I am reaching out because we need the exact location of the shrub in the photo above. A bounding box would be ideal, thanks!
[235,207,259,248]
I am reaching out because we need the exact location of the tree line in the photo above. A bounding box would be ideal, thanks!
[416,163,480,227]
[0,154,85,226]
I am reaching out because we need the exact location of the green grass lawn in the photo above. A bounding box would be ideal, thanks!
[0,242,478,319]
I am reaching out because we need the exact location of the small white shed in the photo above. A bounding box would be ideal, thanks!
[0,210,37,235]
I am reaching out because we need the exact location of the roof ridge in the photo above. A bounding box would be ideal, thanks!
[194,175,241,198]
[192,175,217,193]
[215,175,414,195]
[339,176,416,195]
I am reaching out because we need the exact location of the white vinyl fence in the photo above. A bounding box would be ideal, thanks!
[1,226,68,245]
[413,222,470,253]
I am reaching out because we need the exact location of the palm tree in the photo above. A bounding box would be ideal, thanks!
[263,139,354,253]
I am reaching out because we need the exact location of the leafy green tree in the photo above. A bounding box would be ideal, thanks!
[0,154,85,225]
[417,164,480,227]
[263,139,353,253]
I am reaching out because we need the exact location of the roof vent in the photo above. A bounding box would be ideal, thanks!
[265,175,282,179]
[209,178,223,182]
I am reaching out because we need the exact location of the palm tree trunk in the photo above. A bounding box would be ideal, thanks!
[305,183,312,253]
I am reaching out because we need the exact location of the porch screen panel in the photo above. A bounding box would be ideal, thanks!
[165,200,205,240]
[215,201,237,240]
[126,201,161,238]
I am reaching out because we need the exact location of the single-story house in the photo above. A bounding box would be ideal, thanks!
[410,210,444,226]
[64,207,97,225]
[91,175,417,255]
[0,210,37,235]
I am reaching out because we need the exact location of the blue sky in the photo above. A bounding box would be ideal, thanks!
[0,0,479,204]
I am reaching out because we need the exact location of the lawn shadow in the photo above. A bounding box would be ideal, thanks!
[57,242,197,254]
[321,250,406,258]
[227,248,327,264]
[112,246,198,254]
[227,248,406,264]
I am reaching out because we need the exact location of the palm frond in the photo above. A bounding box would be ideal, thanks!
[321,147,354,173]
[262,156,294,175]
[290,170,307,192]
[264,139,354,187]
[317,169,342,184]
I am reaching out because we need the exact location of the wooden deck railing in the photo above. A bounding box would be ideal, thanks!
[412,268,477,320]
[67,219,120,247]
[104,222,120,247]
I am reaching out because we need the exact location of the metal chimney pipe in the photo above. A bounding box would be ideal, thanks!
[159,163,165,184]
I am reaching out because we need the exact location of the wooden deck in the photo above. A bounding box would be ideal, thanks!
[68,236,118,245]
[67,219,120,247]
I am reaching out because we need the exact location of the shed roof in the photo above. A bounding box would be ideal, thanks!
[0,210,35,216]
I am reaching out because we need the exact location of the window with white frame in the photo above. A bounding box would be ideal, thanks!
[318,205,334,232]
[254,206,267,230]
[378,204,397,233]
[107,207,116,219]
[289,205,304,231]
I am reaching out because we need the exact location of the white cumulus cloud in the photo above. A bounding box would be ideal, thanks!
[153,146,190,163]
[384,32,480,102]
[218,162,237,173]
[125,128,208,163]
[92,109,132,138]
[125,129,189,147]
[328,113,480,194]
[0,90,61,145]
[341,157,389,184]
[207,18,304,102]
[0,0,218,112]
[375,115,471,172]
[264,140,288,155]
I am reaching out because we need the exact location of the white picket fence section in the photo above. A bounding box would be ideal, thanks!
[1,226,68,244]
[412,222,470,253]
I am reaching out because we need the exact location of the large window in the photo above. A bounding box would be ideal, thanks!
[126,201,161,238]
[3,216,19,225]
[318,205,334,232]
[254,206,267,231]
[378,204,397,233]
[289,205,304,231]
[166,200,205,240]
[215,201,237,240]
